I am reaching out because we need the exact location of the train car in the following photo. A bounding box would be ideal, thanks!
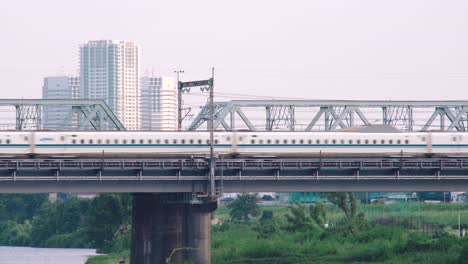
[0,131,466,158]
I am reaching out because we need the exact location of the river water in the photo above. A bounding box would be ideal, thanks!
[0,246,100,264]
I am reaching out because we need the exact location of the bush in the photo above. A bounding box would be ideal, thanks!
[405,232,431,252]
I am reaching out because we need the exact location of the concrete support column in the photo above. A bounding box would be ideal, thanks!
[130,193,217,264]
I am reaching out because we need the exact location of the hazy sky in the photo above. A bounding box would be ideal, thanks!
[1,0,467,102]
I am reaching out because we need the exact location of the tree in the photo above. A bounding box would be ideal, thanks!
[85,193,132,249]
[0,194,48,222]
[323,193,357,225]
[253,210,279,239]
[227,193,260,222]
[309,202,327,227]
[284,202,317,232]
[323,192,364,234]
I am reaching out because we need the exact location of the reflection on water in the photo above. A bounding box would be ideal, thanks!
[0,246,99,264]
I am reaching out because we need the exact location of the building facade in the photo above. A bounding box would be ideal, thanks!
[140,76,177,130]
[79,40,140,130]
[42,76,80,129]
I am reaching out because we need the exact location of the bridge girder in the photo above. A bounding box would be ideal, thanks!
[188,100,468,132]
[0,99,125,131]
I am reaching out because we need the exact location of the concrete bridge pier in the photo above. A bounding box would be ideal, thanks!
[130,193,217,264]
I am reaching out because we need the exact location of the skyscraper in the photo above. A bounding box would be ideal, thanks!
[79,40,140,130]
[140,76,177,130]
[42,76,80,129]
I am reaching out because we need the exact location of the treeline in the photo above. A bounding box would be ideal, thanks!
[0,194,131,252]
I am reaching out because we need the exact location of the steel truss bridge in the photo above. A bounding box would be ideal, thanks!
[1,158,468,193]
[0,99,125,130]
[189,100,468,132]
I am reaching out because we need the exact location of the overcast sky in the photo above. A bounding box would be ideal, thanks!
[1,0,467,102]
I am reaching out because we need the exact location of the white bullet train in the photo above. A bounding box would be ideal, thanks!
[0,131,466,158]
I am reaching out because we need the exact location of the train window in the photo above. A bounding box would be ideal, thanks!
[0,139,2,144]
[98,139,102,144]
[259,139,263,144]
[198,139,202,144]
[148,139,152,144]
[140,139,144,144]
[332,139,336,144]
[206,140,210,144]
[340,139,344,144]
[89,139,93,144]
[267,139,272,144]
[189,139,194,144]
[365,139,369,144]
[215,139,219,144]
[173,139,178,144]
[284,139,288,144]
[72,139,76,144]
[397,139,401,144]
[348,140,353,144]
[381,140,385,144]
[292,139,296,144]
[24,136,29,141]
[106,139,110,144]
[389,140,393,144]
[316,139,320,144]
[181,139,186,144]
[357,140,361,144]
[421,137,426,142]
[251,139,255,144]
[157,139,161,144]
[373,139,377,144]
[6,139,10,144]
[114,139,119,144]
[300,139,304,144]
[453,136,457,142]
[275,139,280,144]
[131,139,136,144]
[81,139,85,144]
[60,136,65,141]
[164,139,169,144]
[239,137,243,141]
[123,139,127,144]
[226,137,230,141]
[308,139,312,144]
[405,139,409,144]
[324,139,329,144]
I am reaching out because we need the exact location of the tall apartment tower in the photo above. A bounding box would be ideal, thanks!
[42,76,80,129]
[140,76,177,130]
[79,40,140,130]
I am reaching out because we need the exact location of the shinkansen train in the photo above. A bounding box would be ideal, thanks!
[0,131,466,158]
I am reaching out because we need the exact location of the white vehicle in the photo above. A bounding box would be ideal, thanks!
[0,131,466,158]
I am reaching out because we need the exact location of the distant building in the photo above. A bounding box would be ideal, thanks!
[42,76,80,129]
[140,76,176,130]
[80,40,140,130]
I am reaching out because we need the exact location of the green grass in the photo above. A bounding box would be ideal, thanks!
[86,251,128,264]
[88,202,468,264]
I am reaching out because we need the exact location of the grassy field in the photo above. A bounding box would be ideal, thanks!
[87,202,468,264]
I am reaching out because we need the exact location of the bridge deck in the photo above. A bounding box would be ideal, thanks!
[0,158,468,193]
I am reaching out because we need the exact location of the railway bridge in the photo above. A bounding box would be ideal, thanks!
[2,99,468,263]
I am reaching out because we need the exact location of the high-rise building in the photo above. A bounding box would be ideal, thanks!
[79,40,140,130]
[42,76,80,129]
[140,76,177,131]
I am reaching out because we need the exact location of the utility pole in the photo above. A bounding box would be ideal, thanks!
[209,67,215,197]
[174,70,184,131]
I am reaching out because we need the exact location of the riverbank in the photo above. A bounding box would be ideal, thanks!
[86,202,468,264]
